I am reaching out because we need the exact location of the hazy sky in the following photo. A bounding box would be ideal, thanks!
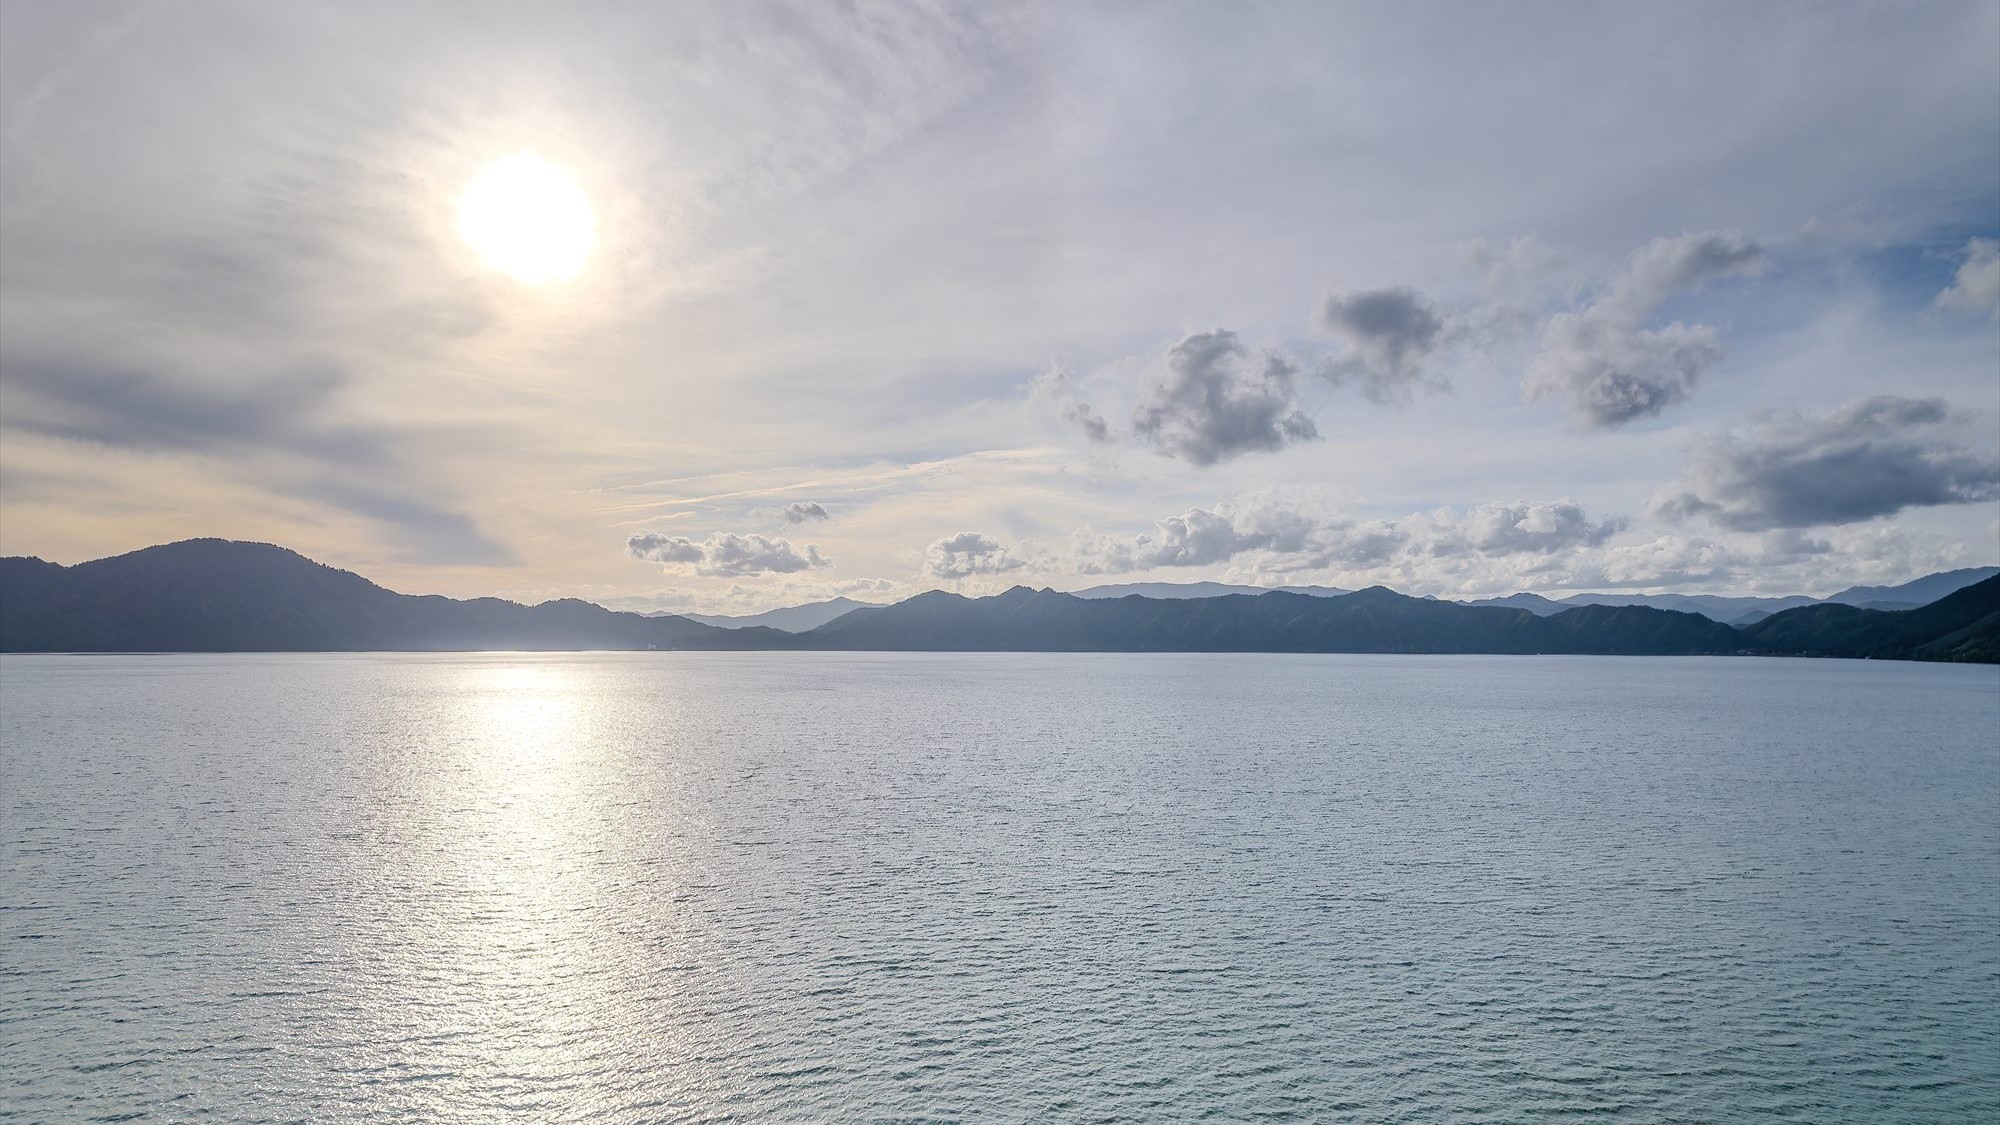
[3,1,1996,612]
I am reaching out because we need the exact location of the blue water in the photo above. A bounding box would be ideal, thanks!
[2,653,1996,1122]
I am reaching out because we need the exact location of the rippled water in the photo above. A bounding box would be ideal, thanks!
[2,653,1996,1122]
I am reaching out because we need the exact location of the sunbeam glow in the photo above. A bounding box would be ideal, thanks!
[456,154,597,285]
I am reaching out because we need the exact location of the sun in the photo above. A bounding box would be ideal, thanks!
[456,154,597,285]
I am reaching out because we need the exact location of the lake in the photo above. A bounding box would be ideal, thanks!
[2,653,1996,1122]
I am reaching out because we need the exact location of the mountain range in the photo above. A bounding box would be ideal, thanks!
[673,596,881,633]
[3,540,1996,662]
[683,569,1999,631]
[1070,580,1355,600]
[0,542,790,652]
[676,582,1359,631]
[1462,569,1998,625]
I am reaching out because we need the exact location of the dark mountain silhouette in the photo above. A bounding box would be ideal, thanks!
[799,584,1744,654]
[1553,591,1820,624]
[627,568,1998,633]
[1742,575,2000,662]
[0,540,789,652]
[2,540,1994,662]
[1452,568,1995,626]
[1462,592,1568,615]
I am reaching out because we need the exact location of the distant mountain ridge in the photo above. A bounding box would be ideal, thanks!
[1458,567,1998,625]
[1824,567,2000,608]
[801,584,1747,655]
[678,597,881,633]
[649,569,1997,633]
[1070,580,1352,600]
[2,540,1994,662]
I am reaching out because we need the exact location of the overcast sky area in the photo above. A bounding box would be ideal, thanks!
[2,1,1996,612]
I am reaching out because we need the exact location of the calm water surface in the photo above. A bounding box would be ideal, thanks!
[2,653,1996,1123]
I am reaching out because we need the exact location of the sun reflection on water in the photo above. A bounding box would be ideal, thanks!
[359,658,684,1119]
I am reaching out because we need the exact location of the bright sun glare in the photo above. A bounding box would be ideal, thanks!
[456,154,597,286]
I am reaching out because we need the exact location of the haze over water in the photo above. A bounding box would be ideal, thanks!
[3,652,1996,1122]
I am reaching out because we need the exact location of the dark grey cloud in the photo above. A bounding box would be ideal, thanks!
[780,501,831,523]
[1652,396,2000,530]
[1527,232,1765,428]
[1,357,368,461]
[1132,330,1318,465]
[925,531,1025,578]
[1319,287,1453,404]
[629,530,831,576]
[0,355,513,564]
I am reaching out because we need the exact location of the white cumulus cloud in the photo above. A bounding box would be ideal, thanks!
[1937,237,2000,319]
[925,532,1027,579]
[629,531,832,576]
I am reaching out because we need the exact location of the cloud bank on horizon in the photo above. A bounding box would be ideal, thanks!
[0,1,1995,614]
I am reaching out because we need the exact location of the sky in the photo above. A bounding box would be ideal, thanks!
[2,0,1997,614]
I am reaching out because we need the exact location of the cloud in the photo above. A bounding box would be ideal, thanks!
[1063,400,1112,444]
[1029,369,1114,444]
[1446,500,1629,555]
[1318,287,1455,404]
[1937,236,2000,319]
[1755,528,1835,562]
[1074,496,1624,575]
[1466,235,1566,300]
[1526,231,1765,427]
[1573,533,1741,590]
[0,355,513,565]
[2,357,367,462]
[1652,395,2000,530]
[1555,522,1975,597]
[833,577,899,596]
[628,530,832,576]
[1074,499,1322,573]
[1607,231,1766,317]
[778,501,830,523]
[925,531,1026,579]
[1132,330,1318,465]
